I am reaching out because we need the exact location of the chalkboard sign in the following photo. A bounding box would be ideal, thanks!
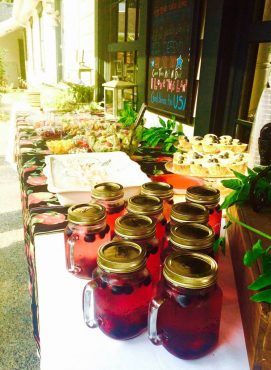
[146,0,199,124]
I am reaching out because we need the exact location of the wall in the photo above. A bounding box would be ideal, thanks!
[0,29,24,88]
[61,0,95,86]
[25,6,58,87]
[0,3,13,22]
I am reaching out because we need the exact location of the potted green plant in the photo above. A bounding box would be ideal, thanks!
[66,82,94,104]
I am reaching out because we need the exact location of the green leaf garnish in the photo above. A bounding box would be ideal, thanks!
[141,116,183,153]
[248,272,271,291]
[213,236,225,255]
[220,165,271,304]
[220,179,242,190]
[243,240,263,266]
[250,289,271,303]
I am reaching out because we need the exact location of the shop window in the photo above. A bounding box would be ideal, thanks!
[117,0,139,42]
[234,0,271,143]
[236,42,271,143]
[262,0,271,20]
[252,0,271,21]
[112,50,137,83]
[105,0,145,107]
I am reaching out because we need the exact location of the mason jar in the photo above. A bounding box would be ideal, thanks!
[90,182,126,237]
[170,202,209,225]
[140,181,174,222]
[64,203,110,279]
[83,241,153,340]
[114,214,161,284]
[186,185,222,238]
[162,222,215,262]
[148,252,223,359]
[127,194,167,251]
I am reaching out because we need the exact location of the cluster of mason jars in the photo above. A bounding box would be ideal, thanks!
[64,182,223,360]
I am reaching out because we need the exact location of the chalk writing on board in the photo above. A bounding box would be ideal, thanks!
[147,0,196,120]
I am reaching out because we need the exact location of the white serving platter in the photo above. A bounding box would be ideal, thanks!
[44,152,150,206]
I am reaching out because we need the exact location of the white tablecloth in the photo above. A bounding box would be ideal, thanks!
[35,232,250,370]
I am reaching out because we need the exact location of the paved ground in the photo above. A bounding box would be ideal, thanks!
[0,95,40,370]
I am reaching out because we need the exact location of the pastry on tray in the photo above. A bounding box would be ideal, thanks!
[215,137,247,153]
[177,135,192,151]
[172,152,190,174]
[172,148,248,177]
[190,136,203,152]
[175,133,248,154]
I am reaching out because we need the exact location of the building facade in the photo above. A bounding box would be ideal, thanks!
[0,0,271,142]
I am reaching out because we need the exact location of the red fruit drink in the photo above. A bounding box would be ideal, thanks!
[127,194,167,252]
[64,204,110,279]
[90,182,126,238]
[186,186,222,239]
[140,181,174,222]
[83,241,153,339]
[148,252,223,359]
[114,214,161,285]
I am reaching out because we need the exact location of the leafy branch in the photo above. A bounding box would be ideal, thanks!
[118,104,138,128]
[243,240,271,303]
[220,166,271,303]
[141,116,184,153]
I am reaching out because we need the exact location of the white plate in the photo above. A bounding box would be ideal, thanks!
[44,152,150,206]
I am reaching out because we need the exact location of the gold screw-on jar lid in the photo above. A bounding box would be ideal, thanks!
[115,214,156,239]
[97,240,147,273]
[127,195,163,215]
[141,181,173,200]
[163,252,218,289]
[171,202,209,223]
[170,222,215,250]
[186,185,220,205]
[92,182,124,200]
[67,203,106,225]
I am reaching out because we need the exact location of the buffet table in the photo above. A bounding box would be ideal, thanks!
[11,110,250,369]
[11,110,176,348]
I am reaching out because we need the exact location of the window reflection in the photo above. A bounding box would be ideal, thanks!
[239,43,271,123]
[237,42,271,142]
[263,0,271,20]
[112,51,137,83]
[118,1,126,42]
[117,0,139,42]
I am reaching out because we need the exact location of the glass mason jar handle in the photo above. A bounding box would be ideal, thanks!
[148,297,165,345]
[83,280,98,328]
[67,237,76,272]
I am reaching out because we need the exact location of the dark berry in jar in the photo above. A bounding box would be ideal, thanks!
[111,285,124,295]
[101,281,108,289]
[143,275,152,286]
[84,233,96,242]
[150,246,158,255]
[99,230,106,238]
[65,227,73,236]
[176,294,191,307]
[122,285,134,295]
